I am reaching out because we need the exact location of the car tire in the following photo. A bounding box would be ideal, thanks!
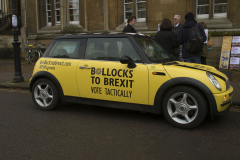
[162,86,207,129]
[32,78,60,111]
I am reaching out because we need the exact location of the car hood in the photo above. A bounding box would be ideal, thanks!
[156,61,228,81]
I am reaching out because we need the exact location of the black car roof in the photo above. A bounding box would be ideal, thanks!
[54,33,150,39]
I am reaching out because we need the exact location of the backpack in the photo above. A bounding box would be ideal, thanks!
[186,23,204,54]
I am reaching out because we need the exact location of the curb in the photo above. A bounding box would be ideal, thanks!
[0,81,30,90]
[0,85,29,90]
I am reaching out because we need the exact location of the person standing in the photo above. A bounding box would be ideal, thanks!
[172,15,182,59]
[199,21,211,65]
[155,19,179,56]
[177,12,206,64]
[122,16,137,33]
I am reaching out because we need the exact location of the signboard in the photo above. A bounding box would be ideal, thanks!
[229,57,240,70]
[12,15,18,27]
[220,51,230,69]
[219,36,232,69]
[232,36,240,46]
[231,47,240,57]
[204,29,208,43]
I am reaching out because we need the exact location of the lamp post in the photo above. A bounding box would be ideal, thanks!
[12,0,24,83]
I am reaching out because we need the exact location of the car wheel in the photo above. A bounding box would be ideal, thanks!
[32,78,60,111]
[162,86,207,129]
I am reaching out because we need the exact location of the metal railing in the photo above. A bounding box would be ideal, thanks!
[0,14,12,33]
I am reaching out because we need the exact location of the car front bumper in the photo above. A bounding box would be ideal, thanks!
[213,86,233,115]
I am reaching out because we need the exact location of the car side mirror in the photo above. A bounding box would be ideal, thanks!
[120,56,136,69]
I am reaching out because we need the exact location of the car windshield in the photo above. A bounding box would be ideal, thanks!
[134,37,174,63]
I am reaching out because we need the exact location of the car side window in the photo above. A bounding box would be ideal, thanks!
[85,38,142,62]
[47,40,80,58]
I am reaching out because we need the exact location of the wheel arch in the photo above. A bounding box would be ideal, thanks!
[154,77,217,116]
[29,71,64,97]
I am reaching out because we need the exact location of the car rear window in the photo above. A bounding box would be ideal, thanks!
[47,40,81,58]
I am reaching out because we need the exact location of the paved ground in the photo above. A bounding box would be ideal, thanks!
[0,59,239,105]
[0,89,240,160]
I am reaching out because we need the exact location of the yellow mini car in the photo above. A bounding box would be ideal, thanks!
[30,33,233,129]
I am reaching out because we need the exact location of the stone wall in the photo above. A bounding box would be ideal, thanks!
[86,0,104,31]
[26,1,37,34]
[206,36,223,68]
[147,0,188,29]
[0,35,23,59]
[108,0,124,31]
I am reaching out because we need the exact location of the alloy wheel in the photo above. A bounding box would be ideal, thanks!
[167,92,198,124]
[34,82,53,107]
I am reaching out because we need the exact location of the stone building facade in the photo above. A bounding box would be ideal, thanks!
[2,0,240,67]
[24,0,240,34]
[0,0,21,59]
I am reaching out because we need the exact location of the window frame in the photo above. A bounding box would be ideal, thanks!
[124,0,133,23]
[55,0,61,25]
[69,0,80,25]
[136,0,146,22]
[83,37,151,64]
[0,0,2,14]
[196,0,210,19]
[46,0,52,26]
[43,39,87,59]
[213,0,227,18]
[196,0,228,19]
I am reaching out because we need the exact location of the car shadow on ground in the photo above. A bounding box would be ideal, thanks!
[53,102,236,130]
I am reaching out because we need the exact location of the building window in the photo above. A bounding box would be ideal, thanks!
[197,0,227,19]
[136,0,146,22]
[69,0,79,25]
[197,0,209,19]
[124,0,133,23]
[214,0,227,18]
[46,0,51,26]
[0,0,2,14]
[124,0,146,23]
[55,0,60,25]
[48,40,81,58]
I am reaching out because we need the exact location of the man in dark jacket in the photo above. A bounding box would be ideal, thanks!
[172,15,182,59]
[177,12,206,64]
[122,16,137,33]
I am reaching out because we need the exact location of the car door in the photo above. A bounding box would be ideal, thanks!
[41,39,86,97]
[76,37,149,105]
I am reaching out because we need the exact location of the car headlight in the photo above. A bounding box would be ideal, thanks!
[206,72,222,91]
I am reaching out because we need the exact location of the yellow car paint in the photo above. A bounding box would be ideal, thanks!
[32,58,233,114]
[76,60,149,105]
[34,58,81,97]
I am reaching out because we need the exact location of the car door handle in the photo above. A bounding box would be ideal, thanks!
[79,66,91,69]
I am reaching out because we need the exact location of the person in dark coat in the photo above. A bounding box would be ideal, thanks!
[172,15,182,59]
[155,18,179,56]
[177,12,207,64]
[122,16,137,33]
